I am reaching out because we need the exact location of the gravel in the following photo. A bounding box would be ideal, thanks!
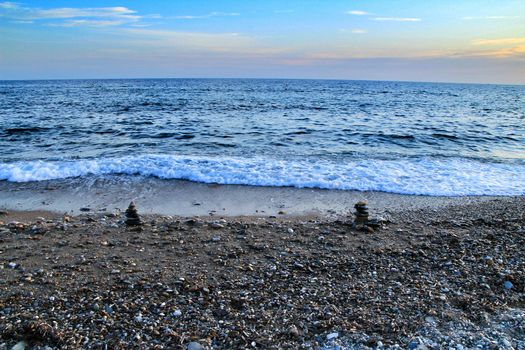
[0,197,524,349]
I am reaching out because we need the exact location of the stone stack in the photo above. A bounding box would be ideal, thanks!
[354,201,369,225]
[125,201,142,226]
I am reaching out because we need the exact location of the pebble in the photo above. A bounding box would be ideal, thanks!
[172,309,182,317]
[187,341,205,350]
[8,262,17,269]
[11,341,27,350]
[288,324,300,337]
[503,280,513,290]
[287,228,294,234]
[326,332,339,340]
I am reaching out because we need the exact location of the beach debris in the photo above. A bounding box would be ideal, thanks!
[125,201,143,226]
[0,209,8,216]
[354,201,369,225]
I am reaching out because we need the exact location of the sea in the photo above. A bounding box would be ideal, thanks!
[1,78,524,196]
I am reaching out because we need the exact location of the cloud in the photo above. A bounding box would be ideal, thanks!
[172,12,240,19]
[339,28,368,34]
[373,17,421,22]
[345,9,421,22]
[462,15,519,20]
[0,2,158,27]
[47,19,127,27]
[472,37,525,46]
[347,10,370,16]
[122,28,256,53]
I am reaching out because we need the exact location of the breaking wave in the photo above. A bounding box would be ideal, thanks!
[1,155,524,196]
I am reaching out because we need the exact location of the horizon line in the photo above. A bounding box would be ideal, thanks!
[1,76,523,87]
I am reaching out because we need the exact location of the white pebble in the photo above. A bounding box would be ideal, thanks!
[326,332,339,340]
[172,309,182,317]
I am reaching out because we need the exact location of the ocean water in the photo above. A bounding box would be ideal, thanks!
[1,78,524,196]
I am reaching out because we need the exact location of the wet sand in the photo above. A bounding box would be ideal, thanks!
[0,176,502,217]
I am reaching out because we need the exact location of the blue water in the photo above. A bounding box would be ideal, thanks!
[1,79,524,195]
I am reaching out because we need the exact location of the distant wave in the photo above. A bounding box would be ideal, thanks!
[1,155,524,196]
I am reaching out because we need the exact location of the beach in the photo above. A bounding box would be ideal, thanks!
[1,79,524,349]
[1,191,524,349]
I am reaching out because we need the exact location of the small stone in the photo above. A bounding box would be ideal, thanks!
[79,207,91,212]
[8,262,17,269]
[503,280,513,290]
[326,332,339,340]
[288,325,300,337]
[187,342,205,350]
[287,228,294,234]
[172,310,182,317]
[11,341,27,350]
[210,222,224,229]
[501,339,511,348]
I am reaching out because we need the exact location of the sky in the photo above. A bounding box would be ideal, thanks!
[0,0,524,83]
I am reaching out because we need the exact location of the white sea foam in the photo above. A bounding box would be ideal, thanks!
[0,155,524,196]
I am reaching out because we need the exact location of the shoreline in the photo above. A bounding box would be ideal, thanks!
[1,196,524,349]
[0,176,515,217]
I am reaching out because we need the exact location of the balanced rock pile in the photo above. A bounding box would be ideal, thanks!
[125,201,143,226]
[353,200,383,232]
[354,201,369,225]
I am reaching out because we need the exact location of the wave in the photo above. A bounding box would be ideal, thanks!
[0,155,524,196]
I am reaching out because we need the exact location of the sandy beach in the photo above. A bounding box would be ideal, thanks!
[1,190,524,349]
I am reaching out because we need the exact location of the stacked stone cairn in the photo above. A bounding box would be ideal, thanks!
[353,200,382,232]
[354,201,369,225]
[125,201,142,226]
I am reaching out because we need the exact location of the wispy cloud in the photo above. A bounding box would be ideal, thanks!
[172,12,240,20]
[373,17,421,22]
[345,9,421,22]
[47,19,127,28]
[0,1,17,9]
[0,2,157,27]
[346,10,370,16]
[340,28,368,34]
[472,37,525,46]
[462,15,519,20]
[123,28,255,53]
